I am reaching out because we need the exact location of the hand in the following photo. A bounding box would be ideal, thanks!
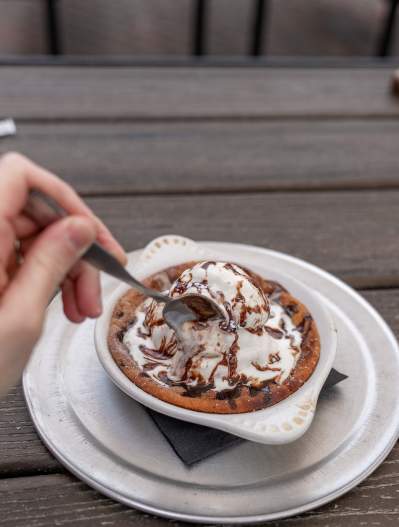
[0,152,127,394]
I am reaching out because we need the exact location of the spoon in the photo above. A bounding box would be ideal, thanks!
[23,190,222,332]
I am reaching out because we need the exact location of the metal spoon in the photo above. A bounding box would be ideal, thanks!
[23,190,222,332]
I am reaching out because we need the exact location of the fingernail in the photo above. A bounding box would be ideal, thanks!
[67,218,95,252]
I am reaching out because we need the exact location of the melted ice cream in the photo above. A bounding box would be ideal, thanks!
[123,262,303,391]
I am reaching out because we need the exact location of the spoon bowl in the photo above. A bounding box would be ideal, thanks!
[164,293,224,328]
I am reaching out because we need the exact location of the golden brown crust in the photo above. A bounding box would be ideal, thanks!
[108,262,320,414]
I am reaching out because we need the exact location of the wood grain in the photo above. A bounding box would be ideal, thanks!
[0,385,60,476]
[2,120,399,194]
[0,441,399,526]
[1,67,398,120]
[81,191,399,288]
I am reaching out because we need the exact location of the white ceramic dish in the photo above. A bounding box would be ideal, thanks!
[95,235,337,445]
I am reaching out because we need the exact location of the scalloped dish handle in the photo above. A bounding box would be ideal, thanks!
[130,235,212,279]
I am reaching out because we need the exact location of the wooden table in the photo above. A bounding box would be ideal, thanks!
[1,64,399,526]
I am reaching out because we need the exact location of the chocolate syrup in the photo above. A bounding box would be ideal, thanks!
[234,281,245,304]
[251,361,280,372]
[265,327,284,339]
[137,327,151,339]
[201,261,216,270]
[223,262,246,277]
[219,301,236,332]
[139,344,171,361]
[297,314,312,338]
[216,385,242,401]
[246,326,263,336]
[182,357,193,381]
[226,334,239,385]
[267,280,287,295]
[284,303,299,317]
[248,383,272,404]
[143,362,159,371]
[182,382,215,397]
[269,352,281,364]
[156,370,175,386]
[172,277,189,296]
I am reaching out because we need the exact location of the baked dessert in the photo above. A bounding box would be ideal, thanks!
[108,261,320,414]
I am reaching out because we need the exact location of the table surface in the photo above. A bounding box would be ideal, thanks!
[1,64,399,526]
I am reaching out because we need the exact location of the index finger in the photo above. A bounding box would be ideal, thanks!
[0,152,127,264]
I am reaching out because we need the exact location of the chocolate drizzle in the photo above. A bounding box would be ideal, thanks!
[269,352,281,364]
[284,303,299,317]
[215,384,242,409]
[137,327,150,339]
[251,361,280,372]
[246,326,263,336]
[265,327,284,339]
[182,382,215,397]
[156,370,175,386]
[225,334,239,385]
[145,302,164,328]
[116,329,125,343]
[143,362,159,372]
[172,275,191,296]
[223,262,246,277]
[182,357,193,381]
[219,300,236,332]
[249,383,272,405]
[297,314,313,343]
[139,344,170,361]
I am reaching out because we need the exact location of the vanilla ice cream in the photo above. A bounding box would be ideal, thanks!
[123,261,303,392]
[169,261,270,330]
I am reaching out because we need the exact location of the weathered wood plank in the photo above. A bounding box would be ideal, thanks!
[2,120,399,194]
[1,287,398,477]
[1,449,399,527]
[81,191,399,288]
[1,67,398,120]
[0,384,60,476]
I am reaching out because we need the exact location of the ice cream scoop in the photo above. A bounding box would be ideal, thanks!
[124,261,303,392]
[169,261,270,330]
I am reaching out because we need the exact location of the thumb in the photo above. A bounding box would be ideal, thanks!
[5,216,97,317]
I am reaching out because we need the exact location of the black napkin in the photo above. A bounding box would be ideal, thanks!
[148,368,347,466]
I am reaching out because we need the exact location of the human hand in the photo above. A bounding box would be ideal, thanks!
[0,152,127,394]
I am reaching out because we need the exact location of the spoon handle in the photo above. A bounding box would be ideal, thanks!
[23,190,167,303]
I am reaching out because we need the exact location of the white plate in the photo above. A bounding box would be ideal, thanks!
[23,242,399,523]
[95,235,337,444]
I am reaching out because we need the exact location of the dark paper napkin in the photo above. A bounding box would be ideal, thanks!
[148,368,347,465]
